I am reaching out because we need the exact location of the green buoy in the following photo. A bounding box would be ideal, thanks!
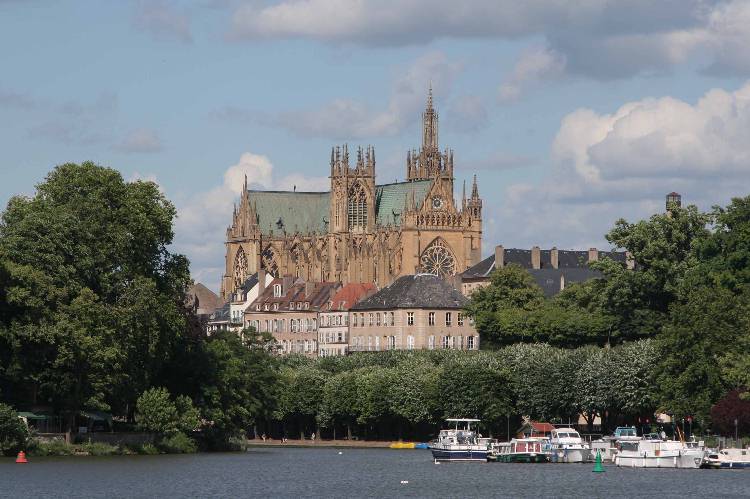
[593,450,605,473]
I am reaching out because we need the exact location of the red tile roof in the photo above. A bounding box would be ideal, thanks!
[326,282,377,311]
[530,422,555,433]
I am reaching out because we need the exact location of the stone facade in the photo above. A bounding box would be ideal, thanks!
[244,276,340,357]
[220,88,483,300]
[349,274,479,352]
[318,282,376,357]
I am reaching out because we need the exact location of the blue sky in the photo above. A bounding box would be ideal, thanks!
[2,0,750,290]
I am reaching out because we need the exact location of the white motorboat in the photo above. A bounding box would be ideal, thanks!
[591,426,640,462]
[547,427,592,463]
[429,418,490,462]
[615,437,705,469]
[703,448,750,469]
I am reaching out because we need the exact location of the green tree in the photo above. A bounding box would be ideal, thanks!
[0,403,29,456]
[0,162,190,421]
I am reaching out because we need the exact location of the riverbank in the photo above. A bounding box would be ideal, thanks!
[246,438,397,448]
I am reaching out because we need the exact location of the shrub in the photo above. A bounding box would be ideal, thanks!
[136,387,178,434]
[27,439,74,456]
[0,403,29,456]
[79,441,121,456]
[134,443,160,455]
[158,431,197,454]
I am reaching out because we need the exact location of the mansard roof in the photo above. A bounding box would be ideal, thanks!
[248,179,432,235]
[351,274,467,310]
[461,248,628,279]
[324,282,377,312]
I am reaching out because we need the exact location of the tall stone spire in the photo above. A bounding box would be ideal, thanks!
[422,83,438,151]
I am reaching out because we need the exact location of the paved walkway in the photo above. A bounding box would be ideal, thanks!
[246,438,392,448]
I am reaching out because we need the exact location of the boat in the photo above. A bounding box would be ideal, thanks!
[703,448,750,469]
[547,427,592,463]
[429,418,490,462]
[389,442,416,449]
[591,426,640,462]
[614,437,705,469]
[489,438,549,463]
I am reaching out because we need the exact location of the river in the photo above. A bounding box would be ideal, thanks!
[1,447,748,498]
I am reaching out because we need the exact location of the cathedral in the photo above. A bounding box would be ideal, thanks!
[220,88,483,300]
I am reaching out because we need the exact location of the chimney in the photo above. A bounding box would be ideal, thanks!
[560,273,566,292]
[588,248,599,263]
[257,269,266,296]
[282,275,294,295]
[494,245,505,270]
[305,280,315,299]
[550,247,559,269]
[531,246,541,270]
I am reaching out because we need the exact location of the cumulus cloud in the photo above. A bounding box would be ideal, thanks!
[228,0,750,79]
[498,46,566,102]
[242,51,462,140]
[173,151,328,290]
[132,0,192,43]
[488,81,750,252]
[114,129,164,153]
[445,95,489,133]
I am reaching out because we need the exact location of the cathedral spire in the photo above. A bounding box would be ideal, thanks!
[462,179,466,210]
[422,84,438,151]
[471,174,479,198]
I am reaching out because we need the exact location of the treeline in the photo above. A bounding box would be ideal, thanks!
[263,342,658,441]
[467,197,750,426]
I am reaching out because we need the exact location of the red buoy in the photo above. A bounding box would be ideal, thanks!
[15,451,28,463]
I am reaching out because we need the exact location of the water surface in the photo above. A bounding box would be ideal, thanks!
[1,447,748,498]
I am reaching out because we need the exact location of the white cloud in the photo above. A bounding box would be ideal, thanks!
[228,0,750,78]
[498,46,566,102]
[446,95,489,132]
[260,51,462,139]
[115,129,164,153]
[488,80,750,251]
[133,0,192,43]
[173,151,328,291]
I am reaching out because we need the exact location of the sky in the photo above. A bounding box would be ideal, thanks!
[2,0,750,291]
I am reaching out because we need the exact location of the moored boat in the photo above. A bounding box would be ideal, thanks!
[591,426,640,462]
[489,438,549,463]
[547,427,592,463]
[429,418,490,462]
[615,437,705,469]
[703,448,750,469]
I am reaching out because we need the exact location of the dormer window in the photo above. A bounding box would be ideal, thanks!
[273,303,279,311]
[290,302,295,310]
[304,302,310,310]
[273,284,282,298]
[264,304,269,311]
[256,305,260,311]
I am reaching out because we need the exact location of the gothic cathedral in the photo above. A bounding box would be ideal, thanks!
[220,88,483,299]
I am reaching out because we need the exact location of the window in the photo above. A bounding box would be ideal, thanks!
[353,314,358,327]
[290,302,295,310]
[445,312,452,327]
[428,335,435,350]
[467,336,475,350]
[369,313,374,326]
[375,336,380,351]
[367,336,372,351]
[388,336,396,350]
[273,284,282,297]
[429,312,435,326]
[458,313,464,326]
[457,335,464,350]
[407,335,415,350]
[264,304,269,311]
[407,312,414,326]
[376,313,381,326]
[305,302,310,310]
[442,336,450,349]
[273,303,279,311]
[347,183,368,228]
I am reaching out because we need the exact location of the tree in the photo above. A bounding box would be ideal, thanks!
[0,403,28,456]
[710,389,750,437]
[0,162,190,421]
[388,358,439,437]
[319,370,359,439]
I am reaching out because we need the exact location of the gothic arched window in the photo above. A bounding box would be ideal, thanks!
[233,247,248,288]
[420,238,456,277]
[261,245,279,277]
[347,183,368,229]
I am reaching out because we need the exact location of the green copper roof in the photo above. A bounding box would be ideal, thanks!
[249,179,432,235]
[250,190,331,235]
[375,180,431,226]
